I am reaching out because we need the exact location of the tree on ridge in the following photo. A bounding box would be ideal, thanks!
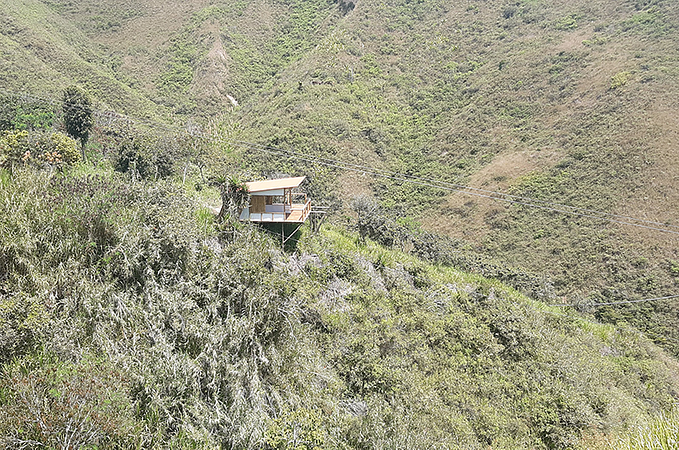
[62,85,93,161]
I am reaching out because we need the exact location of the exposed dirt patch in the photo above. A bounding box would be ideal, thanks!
[554,29,591,53]
[614,93,679,249]
[421,149,562,240]
[191,23,237,109]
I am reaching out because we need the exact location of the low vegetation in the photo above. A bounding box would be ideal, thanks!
[614,409,679,450]
[1,156,679,448]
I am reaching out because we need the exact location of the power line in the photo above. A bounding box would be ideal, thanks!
[4,88,679,236]
[213,139,679,235]
[226,138,679,232]
[0,94,659,232]
[550,294,679,308]
[174,126,679,235]
[8,91,679,353]
[166,130,679,236]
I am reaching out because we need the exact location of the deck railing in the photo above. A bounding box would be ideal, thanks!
[246,199,312,222]
[250,212,285,222]
[301,199,311,221]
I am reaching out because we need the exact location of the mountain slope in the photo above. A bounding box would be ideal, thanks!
[224,0,679,347]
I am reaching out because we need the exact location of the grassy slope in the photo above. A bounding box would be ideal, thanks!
[39,0,346,117]
[613,409,679,450]
[236,0,679,282]
[2,0,679,443]
[1,166,679,448]
[0,0,167,118]
[9,0,678,286]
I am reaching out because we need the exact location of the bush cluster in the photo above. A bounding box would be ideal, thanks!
[0,129,80,172]
[0,354,137,449]
[109,127,177,179]
[352,196,555,300]
[1,168,678,449]
[0,94,55,131]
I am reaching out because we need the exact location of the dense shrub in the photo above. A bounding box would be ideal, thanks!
[217,175,249,221]
[352,196,556,300]
[0,94,56,131]
[0,130,80,172]
[265,407,326,449]
[1,168,678,449]
[295,227,679,449]
[112,131,172,179]
[102,123,196,180]
[62,85,94,153]
[0,130,30,172]
[0,293,50,365]
[0,353,139,449]
[45,131,81,164]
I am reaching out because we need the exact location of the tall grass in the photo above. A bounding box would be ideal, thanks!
[615,410,679,450]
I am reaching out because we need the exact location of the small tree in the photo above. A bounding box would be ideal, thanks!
[217,176,249,222]
[62,86,93,160]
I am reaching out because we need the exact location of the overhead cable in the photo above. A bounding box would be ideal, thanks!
[3,88,679,236]
[550,294,679,308]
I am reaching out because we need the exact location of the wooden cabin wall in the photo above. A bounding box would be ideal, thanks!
[251,196,266,213]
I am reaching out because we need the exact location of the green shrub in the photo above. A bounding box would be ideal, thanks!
[48,131,80,164]
[265,407,326,450]
[215,175,249,221]
[111,129,178,179]
[47,174,136,265]
[554,15,579,30]
[669,260,679,277]
[0,130,30,172]
[32,131,81,167]
[0,353,140,449]
[0,130,80,172]
[0,294,50,365]
[0,94,55,131]
[62,85,94,153]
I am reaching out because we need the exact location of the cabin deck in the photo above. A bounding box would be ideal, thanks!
[239,200,311,223]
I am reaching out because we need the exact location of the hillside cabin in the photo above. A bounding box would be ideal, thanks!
[239,176,311,223]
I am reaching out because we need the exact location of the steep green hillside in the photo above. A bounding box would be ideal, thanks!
[2,0,679,446]
[21,0,348,116]
[1,166,679,449]
[0,0,167,118]
[230,0,679,294]
[225,0,679,350]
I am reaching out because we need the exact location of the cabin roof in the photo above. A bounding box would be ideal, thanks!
[246,176,306,193]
